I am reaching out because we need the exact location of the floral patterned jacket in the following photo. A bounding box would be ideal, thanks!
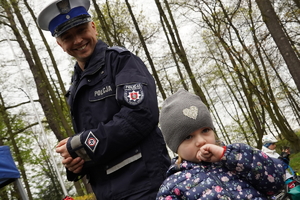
[156,143,285,200]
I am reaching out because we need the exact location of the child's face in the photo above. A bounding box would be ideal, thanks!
[177,127,215,163]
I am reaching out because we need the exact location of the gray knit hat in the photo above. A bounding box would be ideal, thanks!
[159,89,214,153]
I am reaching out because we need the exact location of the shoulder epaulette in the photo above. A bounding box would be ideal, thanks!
[107,46,129,53]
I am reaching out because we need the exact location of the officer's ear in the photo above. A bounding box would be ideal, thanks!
[90,21,98,36]
[56,38,66,52]
[56,40,62,47]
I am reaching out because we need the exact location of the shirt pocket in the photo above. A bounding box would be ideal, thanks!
[85,69,116,102]
[89,83,116,102]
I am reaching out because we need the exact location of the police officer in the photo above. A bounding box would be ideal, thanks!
[37,0,171,199]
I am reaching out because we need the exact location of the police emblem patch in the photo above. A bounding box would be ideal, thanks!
[124,83,144,105]
[85,131,99,152]
[56,0,71,14]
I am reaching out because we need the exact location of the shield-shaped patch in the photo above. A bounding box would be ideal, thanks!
[123,83,144,106]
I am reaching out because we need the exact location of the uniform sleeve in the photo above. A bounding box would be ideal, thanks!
[221,143,285,196]
[66,48,160,165]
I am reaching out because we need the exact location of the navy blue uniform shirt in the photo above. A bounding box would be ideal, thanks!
[65,40,170,200]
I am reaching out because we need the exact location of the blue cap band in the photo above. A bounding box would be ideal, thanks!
[49,6,90,36]
[264,143,272,148]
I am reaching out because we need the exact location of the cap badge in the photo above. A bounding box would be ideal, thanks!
[66,15,70,19]
[183,106,198,120]
[56,0,71,14]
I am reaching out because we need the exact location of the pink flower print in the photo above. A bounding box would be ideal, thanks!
[174,188,181,196]
[267,175,275,182]
[182,162,188,168]
[221,176,229,182]
[235,153,242,160]
[236,163,244,172]
[186,172,191,179]
[255,173,261,179]
[204,189,212,195]
[257,162,262,167]
[215,185,223,193]
[261,152,268,158]
[165,196,173,200]
[236,185,242,192]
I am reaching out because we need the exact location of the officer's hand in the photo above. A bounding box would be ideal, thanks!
[63,157,84,174]
[56,138,71,158]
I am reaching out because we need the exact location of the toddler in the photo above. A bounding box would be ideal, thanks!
[157,89,285,200]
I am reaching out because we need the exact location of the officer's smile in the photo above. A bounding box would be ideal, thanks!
[76,43,88,51]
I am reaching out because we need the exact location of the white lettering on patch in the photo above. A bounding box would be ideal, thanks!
[94,85,112,97]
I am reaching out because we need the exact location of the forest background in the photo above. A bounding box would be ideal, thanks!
[1,0,300,199]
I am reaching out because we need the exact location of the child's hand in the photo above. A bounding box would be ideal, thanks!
[196,144,225,162]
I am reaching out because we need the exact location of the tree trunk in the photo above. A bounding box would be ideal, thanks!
[255,0,300,93]
[8,0,73,140]
[91,0,113,46]
[124,0,166,99]
[154,0,209,106]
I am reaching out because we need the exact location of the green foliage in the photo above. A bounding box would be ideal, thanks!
[91,0,158,54]
[276,130,300,154]
[276,130,300,173]
[290,152,300,173]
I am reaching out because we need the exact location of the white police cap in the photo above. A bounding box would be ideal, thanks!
[37,0,91,37]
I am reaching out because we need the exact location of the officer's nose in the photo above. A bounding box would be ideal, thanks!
[74,34,83,45]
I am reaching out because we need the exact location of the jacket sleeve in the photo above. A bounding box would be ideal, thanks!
[221,143,285,196]
[66,47,160,166]
[156,184,181,200]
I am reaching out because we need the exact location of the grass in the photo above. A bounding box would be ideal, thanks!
[73,193,96,200]
[290,152,300,174]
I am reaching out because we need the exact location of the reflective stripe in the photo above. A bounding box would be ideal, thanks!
[70,133,91,161]
[106,152,142,175]
[70,134,81,149]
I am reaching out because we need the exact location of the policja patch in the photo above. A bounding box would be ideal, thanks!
[124,83,144,105]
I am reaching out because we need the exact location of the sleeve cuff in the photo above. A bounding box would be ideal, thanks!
[67,133,84,158]
[67,132,92,161]
[220,146,227,159]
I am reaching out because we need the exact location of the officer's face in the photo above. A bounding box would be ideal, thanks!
[56,22,98,67]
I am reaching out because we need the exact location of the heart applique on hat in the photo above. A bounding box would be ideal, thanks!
[183,106,198,120]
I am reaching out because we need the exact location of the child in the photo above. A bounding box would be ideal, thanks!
[156,89,286,200]
[261,135,293,181]
[261,134,280,158]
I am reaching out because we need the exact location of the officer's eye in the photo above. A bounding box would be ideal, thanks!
[60,34,71,42]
